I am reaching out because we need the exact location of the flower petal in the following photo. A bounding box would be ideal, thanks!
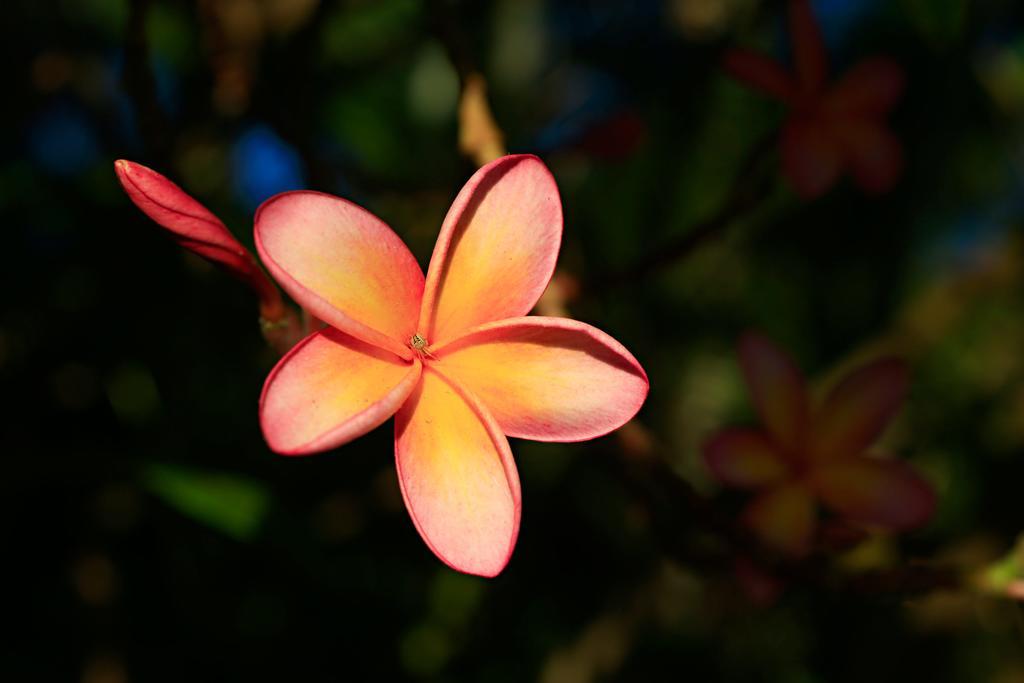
[255,191,424,359]
[827,58,905,116]
[743,483,816,556]
[703,429,789,489]
[433,317,648,442]
[722,50,799,102]
[808,358,908,461]
[813,457,935,530]
[737,332,809,452]
[780,115,844,199]
[395,368,521,577]
[788,0,828,92]
[837,121,904,195]
[418,155,562,345]
[115,159,282,317]
[260,328,422,455]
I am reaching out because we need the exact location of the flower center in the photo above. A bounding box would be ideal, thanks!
[409,333,438,360]
[409,333,436,360]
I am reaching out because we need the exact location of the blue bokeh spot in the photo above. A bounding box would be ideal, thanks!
[28,102,101,177]
[231,124,307,211]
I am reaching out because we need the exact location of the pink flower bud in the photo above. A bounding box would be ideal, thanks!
[114,159,285,321]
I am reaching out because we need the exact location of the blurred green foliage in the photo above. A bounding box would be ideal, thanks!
[142,462,270,541]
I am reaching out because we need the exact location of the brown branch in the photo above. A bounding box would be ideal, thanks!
[584,131,777,297]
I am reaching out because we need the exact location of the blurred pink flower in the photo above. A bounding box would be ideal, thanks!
[723,0,905,199]
[703,332,935,556]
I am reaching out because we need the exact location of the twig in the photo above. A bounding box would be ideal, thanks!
[585,131,777,296]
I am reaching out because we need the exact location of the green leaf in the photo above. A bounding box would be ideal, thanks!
[981,535,1024,597]
[142,462,271,541]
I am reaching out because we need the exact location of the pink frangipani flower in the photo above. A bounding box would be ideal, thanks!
[723,0,905,199]
[703,332,934,556]
[256,155,649,576]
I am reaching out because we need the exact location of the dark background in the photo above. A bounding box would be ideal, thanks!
[6,0,1024,680]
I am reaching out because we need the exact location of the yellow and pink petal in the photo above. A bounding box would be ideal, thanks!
[432,317,648,442]
[395,368,521,577]
[260,328,422,455]
[737,332,809,452]
[255,191,424,359]
[418,155,562,346]
[807,357,908,461]
[812,457,935,531]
